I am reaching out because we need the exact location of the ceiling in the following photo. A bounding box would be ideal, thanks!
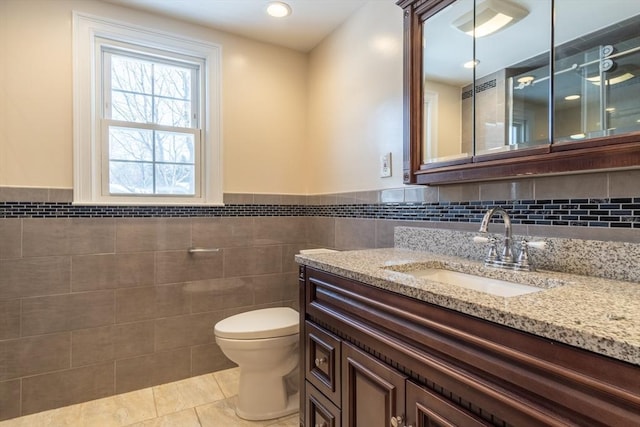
[100,0,370,52]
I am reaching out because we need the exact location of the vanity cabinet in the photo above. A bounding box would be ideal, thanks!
[299,265,640,426]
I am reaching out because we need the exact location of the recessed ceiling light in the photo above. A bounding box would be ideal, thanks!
[570,133,586,140]
[463,60,480,69]
[564,94,581,101]
[266,1,292,18]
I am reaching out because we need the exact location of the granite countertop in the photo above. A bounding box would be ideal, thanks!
[296,248,640,366]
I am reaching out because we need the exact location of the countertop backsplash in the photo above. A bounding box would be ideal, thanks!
[395,226,640,283]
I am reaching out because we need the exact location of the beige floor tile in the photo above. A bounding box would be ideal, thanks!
[196,397,268,427]
[153,373,225,417]
[265,414,299,426]
[77,388,157,427]
[123,408,201,427]
[212,367,240,398]
[0,388,156,427]
[0,404,81,427]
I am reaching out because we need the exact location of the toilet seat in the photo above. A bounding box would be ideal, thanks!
[214,307,298,340]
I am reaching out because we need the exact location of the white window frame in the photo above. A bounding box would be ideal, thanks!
[73,12,223,205]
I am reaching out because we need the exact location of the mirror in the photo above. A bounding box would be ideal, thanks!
[422,0,473,164]
[399,0,640,184]
[474,0,551,155]
[554,0,640,143]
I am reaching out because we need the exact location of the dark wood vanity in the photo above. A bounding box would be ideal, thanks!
[298,266,640,426]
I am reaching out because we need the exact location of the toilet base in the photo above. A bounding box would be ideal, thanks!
[235,392,299,421]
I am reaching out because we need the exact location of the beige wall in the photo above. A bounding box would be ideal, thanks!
[0,0,308,194]
[307,1,404,194]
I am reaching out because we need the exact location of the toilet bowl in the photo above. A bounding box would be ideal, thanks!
[214,307,299,420]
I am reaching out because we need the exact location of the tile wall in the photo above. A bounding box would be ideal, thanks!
[0,190,305,420]
[1,168,640,420]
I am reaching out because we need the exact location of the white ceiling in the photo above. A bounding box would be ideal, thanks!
[100,0,370,52]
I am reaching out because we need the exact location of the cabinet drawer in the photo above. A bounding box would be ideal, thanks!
[305,381,341,427]
[406,380,490,427]
[305,321,341,404]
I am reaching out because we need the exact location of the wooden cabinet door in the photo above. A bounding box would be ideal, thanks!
[306,321,342,404]
[342,342,407,427]
[306,381,341,427]
[406,381,491,427]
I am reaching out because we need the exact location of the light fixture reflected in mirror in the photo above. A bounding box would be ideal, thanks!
[453,0,528,38]
[463,59,480,68]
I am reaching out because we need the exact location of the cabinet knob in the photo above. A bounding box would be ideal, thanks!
[390,415,404,427]
[314,356,327,367]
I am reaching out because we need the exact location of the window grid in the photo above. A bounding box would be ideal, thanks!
[101,46,201,197]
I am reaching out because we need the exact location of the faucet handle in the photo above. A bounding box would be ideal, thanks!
[474,235,499,261]
[516,239,546,271]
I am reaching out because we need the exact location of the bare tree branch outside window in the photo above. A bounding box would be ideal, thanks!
[106,52,197,195]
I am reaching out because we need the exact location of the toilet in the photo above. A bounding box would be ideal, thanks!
[214,307,300,420]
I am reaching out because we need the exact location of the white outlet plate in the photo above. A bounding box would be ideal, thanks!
[380,152,392,178]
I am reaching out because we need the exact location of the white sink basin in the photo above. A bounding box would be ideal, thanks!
[404,268,544,297]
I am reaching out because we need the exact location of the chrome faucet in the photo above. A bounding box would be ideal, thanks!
[479,207,514,263]
[477,207,546,271]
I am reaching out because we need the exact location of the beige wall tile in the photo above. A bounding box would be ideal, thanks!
[534,173,607,199]
[22,218,115,257]
[71,321,155,367]
[0,187,48,202]
[0,380,21,421]
[115,218,191,253]
[223,193,254,204]
[115,284,190,323]
[0,256,70,300]
[254,217,307,245]
[72,252,155,291]
[252,273,297,306]
[335,218,376,250]
[156,250,223,285]
[0,219,21,260]
[21,291,114,336]
[223,246,283,277]
[47,188,73,202]
[115,348,191,394]
[306,217,336,248]
[282,244,308,273]
[21,362,114,415]
[253,194,282,205]
[154,312,224,352]
[0,334,70,381]
[438,183,481,202]
[188,277,254,313]
[479,179,534,201]
[0,300,21,340]
[608,169,640,198]
[190,343,235,377]
[191,217,254,249]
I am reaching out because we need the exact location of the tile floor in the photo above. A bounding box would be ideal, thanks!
[0,368,299,427]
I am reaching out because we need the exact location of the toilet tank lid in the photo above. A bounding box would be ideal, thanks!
[214,307,299,339]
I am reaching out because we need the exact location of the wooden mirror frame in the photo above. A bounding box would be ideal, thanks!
[397,0,640,185]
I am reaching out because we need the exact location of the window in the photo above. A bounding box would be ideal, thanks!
[73,13,222,205]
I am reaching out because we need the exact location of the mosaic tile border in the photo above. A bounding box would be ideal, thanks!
[1,198,640,228]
